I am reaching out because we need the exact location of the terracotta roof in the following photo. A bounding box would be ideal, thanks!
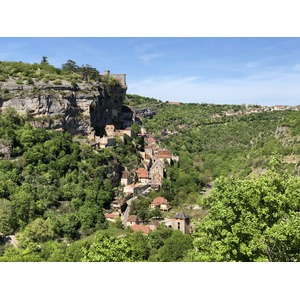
[157,150,171,158]
[152,197,170,206]
[112,199,126,206]
[149,220,160,227]
[145,145,153,149]
[131,224,151,234]
[127,215,138,223]
[147,137,156,144]
[122,170,130,178]
[105,213,119,219]
[135,168,149,178]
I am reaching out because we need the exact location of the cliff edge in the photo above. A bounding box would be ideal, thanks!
[0,77,126,136]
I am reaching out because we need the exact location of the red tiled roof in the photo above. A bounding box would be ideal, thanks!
[127,215,138,223]
[122,170,130,178]
[147,137,156,144]
[135,168,149,178]
[157,150,171,158]
[131,224,151,234]
[105,213,119,219]
[152,197,170,206]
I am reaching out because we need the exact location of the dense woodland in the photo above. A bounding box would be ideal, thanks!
[0,62,300,261]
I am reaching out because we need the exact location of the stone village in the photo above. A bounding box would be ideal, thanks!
[82,83,192,235]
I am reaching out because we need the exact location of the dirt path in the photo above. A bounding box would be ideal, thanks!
[7,235,18,248]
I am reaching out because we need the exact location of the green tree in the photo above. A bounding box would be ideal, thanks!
[157,230,192,262]
[188,167,300,262]
[0,198,14,236]
[82,232,138,262]
[131,123,140,134]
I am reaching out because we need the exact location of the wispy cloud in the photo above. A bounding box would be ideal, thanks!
[0,41,29,60]
[245,62,259,68]
[127,69,300,106]
[137,52,163,65]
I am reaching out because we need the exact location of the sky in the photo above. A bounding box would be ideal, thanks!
[1,37,300,106]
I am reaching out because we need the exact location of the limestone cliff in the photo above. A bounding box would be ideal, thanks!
[0,78,126,135]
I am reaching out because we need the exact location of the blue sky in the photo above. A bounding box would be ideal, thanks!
[1,37,300,106]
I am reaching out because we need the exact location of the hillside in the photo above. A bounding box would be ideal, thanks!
[0,69,300,262]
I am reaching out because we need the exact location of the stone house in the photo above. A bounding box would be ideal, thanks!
[121,170,132,186]
[145,145,154,158]
[105,213,120,222]
[147,137,156,144]
[123,183,147,196]
[105,124,115,136]
[150,197,171,211]
[126,215,139,227]
[99,136,116,148]
[173,211,190,234]
[157,149,172,164]
[149,159,165,183]
[135,167,149,184]
[111,199,127,213]
[273,105,286,111]
[149,220,160,231]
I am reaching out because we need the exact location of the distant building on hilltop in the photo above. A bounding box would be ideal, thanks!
[100,70,126,87]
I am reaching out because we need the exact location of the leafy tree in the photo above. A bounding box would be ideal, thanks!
[62,60,78,73]
[41,56,49,64]
[157,230,192,262]
[188,166,300,262]
[82,232,138,262]
[131,123,140,134]
[0,198,14,236]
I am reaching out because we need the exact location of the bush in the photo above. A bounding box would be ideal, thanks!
[26,77,34,85]
[42,78,49,83]
[53,79,62,85]
[16,78,23,84]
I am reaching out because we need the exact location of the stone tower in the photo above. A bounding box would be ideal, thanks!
[173,211,190,234]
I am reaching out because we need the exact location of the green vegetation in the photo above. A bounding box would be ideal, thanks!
[0,59,120,88]
[188,157,300,262]
[1,85,300,262]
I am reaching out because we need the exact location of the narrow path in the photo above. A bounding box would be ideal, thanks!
[122,186,152,227]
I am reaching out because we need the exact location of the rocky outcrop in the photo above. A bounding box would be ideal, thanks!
[0,139,12,159]
[0,78,126,135]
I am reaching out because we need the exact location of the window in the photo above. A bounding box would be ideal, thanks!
[178,222,180,229]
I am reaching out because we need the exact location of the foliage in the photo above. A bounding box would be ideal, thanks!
[188,162,300,262]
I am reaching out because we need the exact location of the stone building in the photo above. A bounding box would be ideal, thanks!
[173,211,190,234]
[105,125,115,136]
[121,170,132,186]
[150,197,171,211]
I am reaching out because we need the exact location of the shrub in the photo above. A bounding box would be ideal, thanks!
[26,77,34,85]
[42,78,49,83]
[53,79,62,85]
[16,78,23,84]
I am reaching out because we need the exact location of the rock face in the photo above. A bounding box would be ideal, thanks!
[0,78,126,135]
[0,139,12,159]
